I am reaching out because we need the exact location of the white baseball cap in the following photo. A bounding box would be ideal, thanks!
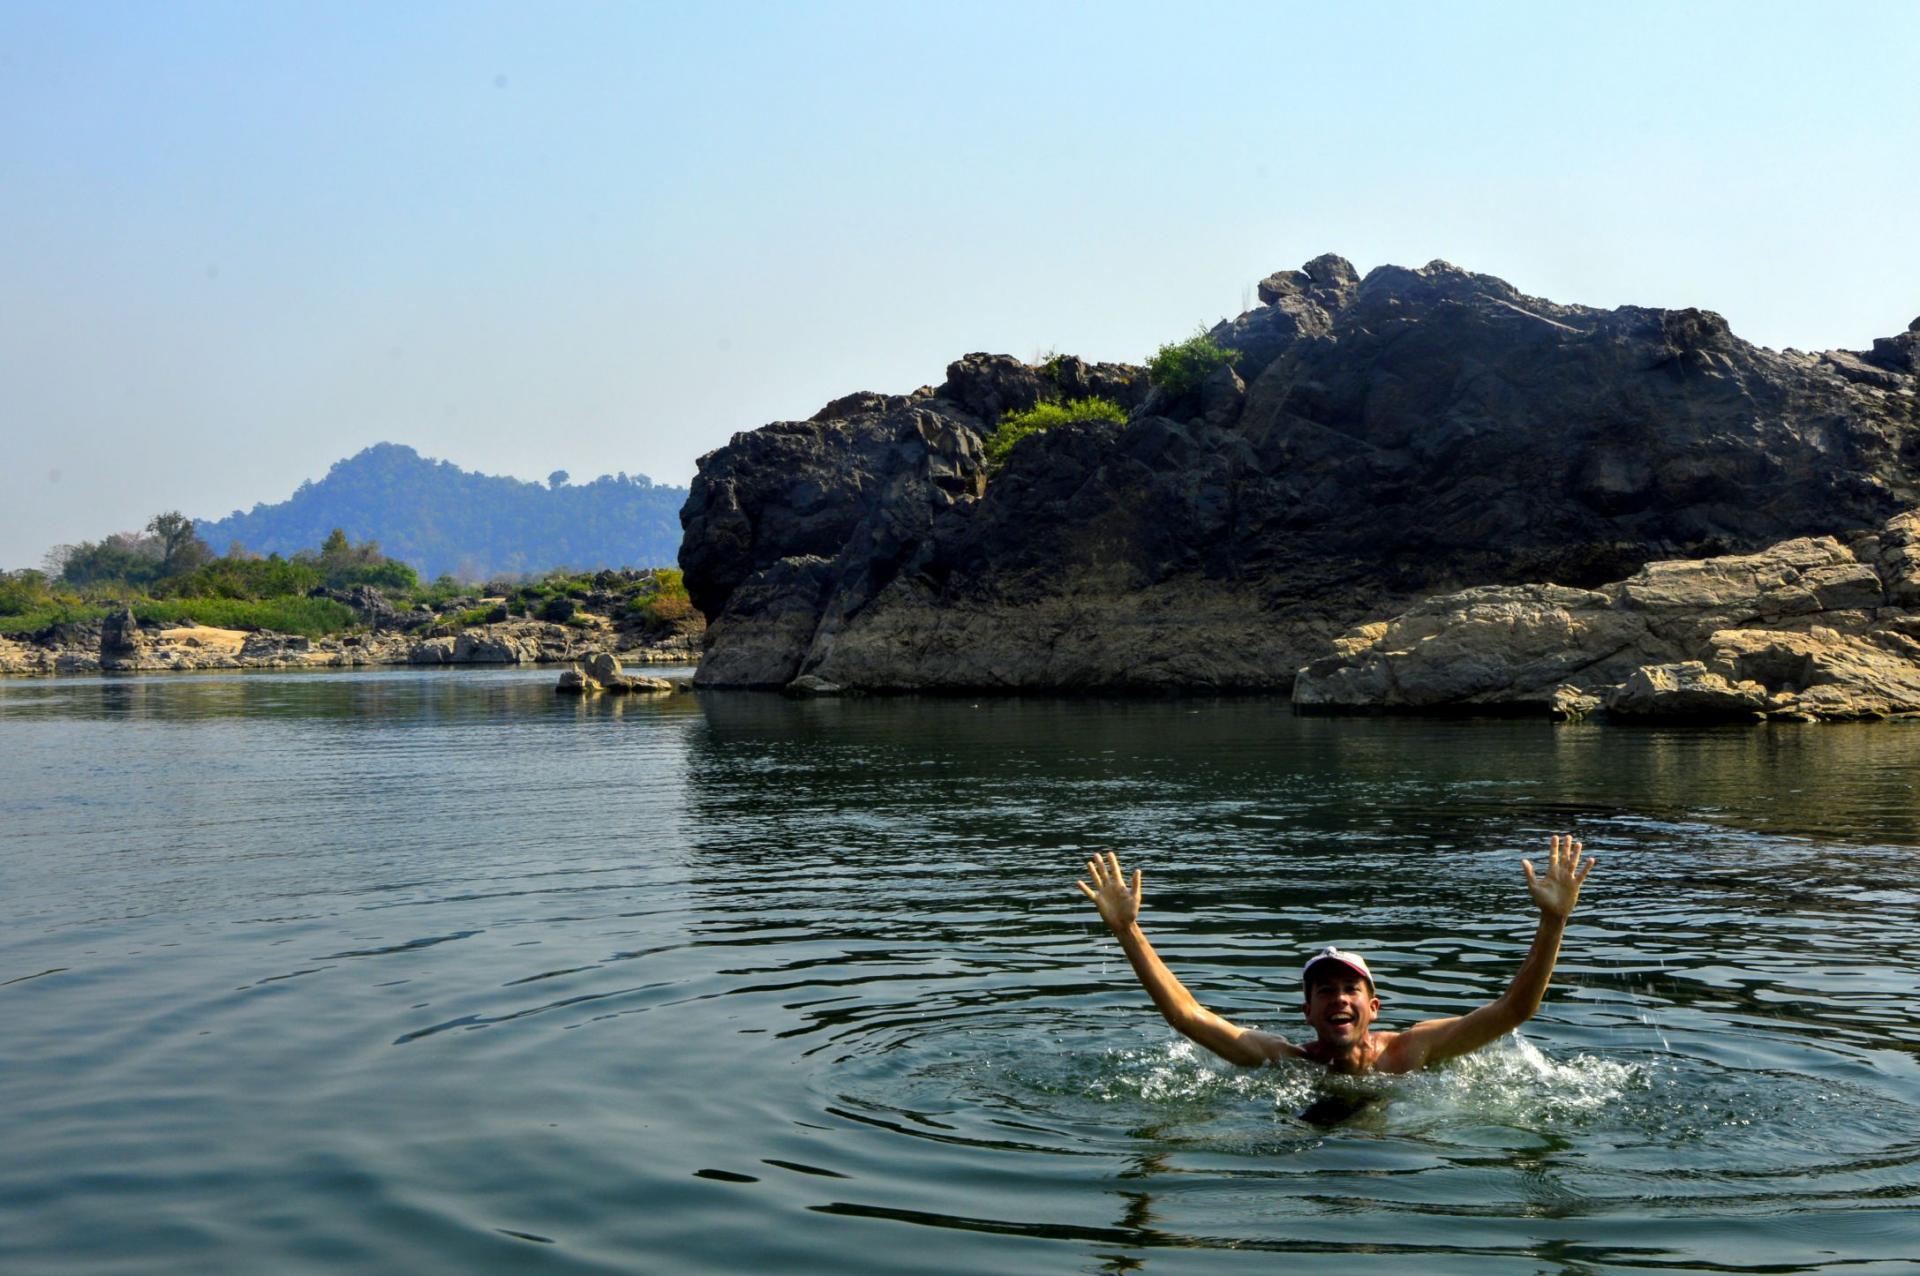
[1302,946,1375,990]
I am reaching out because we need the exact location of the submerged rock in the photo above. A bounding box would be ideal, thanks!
[556,650,679,695]
[1548,685,1602,721]
[1605,663,1771,721]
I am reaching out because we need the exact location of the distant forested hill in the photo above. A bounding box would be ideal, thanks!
[196,444,687,581]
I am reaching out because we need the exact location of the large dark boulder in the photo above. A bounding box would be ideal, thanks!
[1227,261,1917,589]
[309,585,403,630]
[99,604,150,669]
[680,405,993,687]
[937,353,1149,423]
[680,256,1920,693]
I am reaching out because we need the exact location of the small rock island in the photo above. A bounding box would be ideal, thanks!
[677,255,1920,720]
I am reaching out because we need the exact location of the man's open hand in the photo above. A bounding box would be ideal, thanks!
[1523,833,1594,919]
[1076,851,1142,932]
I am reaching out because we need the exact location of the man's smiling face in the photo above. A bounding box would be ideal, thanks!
[1302,971,1379,1046]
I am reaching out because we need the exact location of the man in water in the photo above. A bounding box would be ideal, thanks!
[1075,834,1594,1074]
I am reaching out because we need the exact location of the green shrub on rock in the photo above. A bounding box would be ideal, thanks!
[985,396,1128,472]
[1147,331,1241,397]
[624,568,694,628]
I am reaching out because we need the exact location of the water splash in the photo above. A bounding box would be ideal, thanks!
[1084,1039,1320,1110]
[1391,1034,1641,1130]
[1084,1034,1637,1123]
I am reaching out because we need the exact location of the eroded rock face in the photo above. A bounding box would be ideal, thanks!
[681,400,1000,688]
[1293,512,1920,720]
[310,585,411,630]
[99,605,151,669]
[682,255,1920,694]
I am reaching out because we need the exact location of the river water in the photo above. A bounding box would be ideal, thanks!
[2,669,1917,1273]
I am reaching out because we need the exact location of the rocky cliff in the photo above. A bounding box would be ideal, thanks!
[679,256,1920,695]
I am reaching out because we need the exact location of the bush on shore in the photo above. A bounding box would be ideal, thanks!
[6,522,692,642]
[0,599,102,636]
[134,597,360,637]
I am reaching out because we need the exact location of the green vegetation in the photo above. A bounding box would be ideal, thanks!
[625,568,694,627]
[305,528,420,592]
[161,554,323,600]
[0,573,99,634]
[495,567,692,633]
[409,575,472,611]
[984,397,1128,472]
[133,597,359,637]
[5,512,694,645]
[54,511,213,590]
[49,516,418,599]
[1147,330,1241,397]
[3,594,376,639]
[0,570,58,618]
[443,605,497,630]
[7,519,415,637]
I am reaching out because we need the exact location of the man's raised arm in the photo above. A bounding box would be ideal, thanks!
[1076,851,1300,1068]
[1385,834,1595,1071]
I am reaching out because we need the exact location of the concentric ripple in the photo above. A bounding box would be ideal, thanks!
[3,674,1919,1272]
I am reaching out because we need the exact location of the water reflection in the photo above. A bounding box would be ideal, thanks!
[685,693,1920,842]
[0,666,705,727]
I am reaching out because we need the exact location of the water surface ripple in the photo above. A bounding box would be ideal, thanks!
[3,670,1918,1273]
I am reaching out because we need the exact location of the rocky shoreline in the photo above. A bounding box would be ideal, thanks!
[1294,511,1920,721]
[0,606,698,677]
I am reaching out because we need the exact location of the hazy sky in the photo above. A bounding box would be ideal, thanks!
[4,1,1917,569]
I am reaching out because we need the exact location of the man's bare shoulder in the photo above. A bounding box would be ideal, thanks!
[1368,1029,1427,1074]
[1237,1028,1307,1064]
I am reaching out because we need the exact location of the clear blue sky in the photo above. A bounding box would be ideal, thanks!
[3,1,1917,569]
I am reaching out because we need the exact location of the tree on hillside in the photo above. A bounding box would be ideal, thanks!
[147,511,212,576]
[306,528,419,591]
[51,512,211,587]
[53,529,162,587]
